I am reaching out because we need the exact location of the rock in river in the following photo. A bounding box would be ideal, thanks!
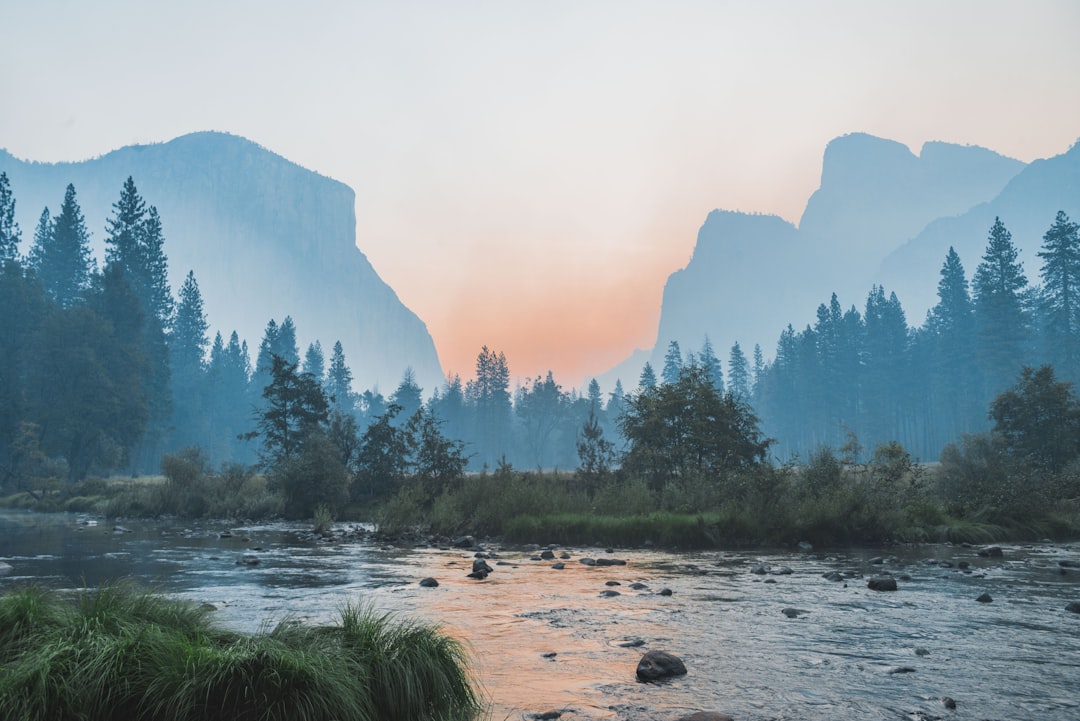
[636,650,687,681]
[676,713,733,721]
[976,593,993,603]
[419,577,439,588]
[867,576,897,591]
[1065,601,1080,614]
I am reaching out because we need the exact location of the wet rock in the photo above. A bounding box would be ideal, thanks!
[528,711,563,720]
[629,582,649,590]
[559,552,571,559]
[113,525,133,534]
[218,531,233,538]
[958,561,970,569]
[867,576,897,591]
[596,557,627,567]
[823,571,845,582]
[915,647,930,656]
[600,589,621,598]
[0,561,13,576]
[942,696,957,710]
[618,638,645,648]
[540,651,557,659]
[773,565,794,575]
[419,577,439,588]
[976,593,993,603]
[605,580,621,586]
[977,546,1003,558]
[636,649,687,681]
[235,553,260,566]
[472,558,494,575]
[451,535,475,549]
[579,557,597,566]
[782,607,807,618]
[1059,559,1080,568]
[659,588,673,596]
[540,549,556,560]
[869,556,885,565]
[675,713,733,721]
[750,563,770,575]
[551,562,565,570]
[1065,601,1080,614]
[200,603,217,611]
[889,666,916,674]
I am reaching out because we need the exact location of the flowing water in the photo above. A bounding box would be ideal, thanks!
[1,509,1078,721]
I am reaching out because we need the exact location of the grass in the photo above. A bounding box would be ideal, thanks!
[0,583,481,721]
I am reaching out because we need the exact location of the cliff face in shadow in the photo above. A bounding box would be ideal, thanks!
[0,132,443,393]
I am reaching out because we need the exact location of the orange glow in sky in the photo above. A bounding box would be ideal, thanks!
[4,1,1080,389]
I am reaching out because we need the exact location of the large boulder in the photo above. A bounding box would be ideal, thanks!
[636,650,687,681]
[867,576,897,591]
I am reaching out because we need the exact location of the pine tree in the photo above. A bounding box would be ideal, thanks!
[638,362,657,392]
[1038,211,1080,380]
[326,340,355,413]
[0,172,21,263]
[389,367,423,424]
[276,316,300,366]
[466,345,512,468]
[170,271,210,450]
[925,247,980,439]
[973,217,1030,397]
[29,185,92,308]
[728,342,750,401]
[661,340,683,385]
[303,341,326,387]
[698,336,724,392]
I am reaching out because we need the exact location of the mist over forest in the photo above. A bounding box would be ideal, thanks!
[2,132,1080,529]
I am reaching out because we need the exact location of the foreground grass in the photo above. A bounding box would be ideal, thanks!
[0,583,480,721]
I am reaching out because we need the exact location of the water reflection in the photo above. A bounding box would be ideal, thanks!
[2,509,1079,721]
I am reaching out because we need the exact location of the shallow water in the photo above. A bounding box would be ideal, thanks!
[2,509,1078,721]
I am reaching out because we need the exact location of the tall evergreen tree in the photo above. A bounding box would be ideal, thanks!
[389,367,423,424]
[466,345,512,468]
[303,341,326,387]
[1038,211,1080,380]
[751,344,765,404]
[728,342,750,401]
[276,316,300,366]
[861,286,909,449]
[29,185,92,308]
[925,247,980,440]
[0,172,21,263]
[169,271,210,451]
[698,336,724,392]
[973,217,1030,398]
[661,340,683,385]
[638,362,657,392]
[326,340,355,413]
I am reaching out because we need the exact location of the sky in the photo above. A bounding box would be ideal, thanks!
[3,1,1080,387]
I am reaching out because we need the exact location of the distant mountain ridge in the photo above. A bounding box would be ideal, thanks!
[599,133,1035,391]
[0,132,444,394]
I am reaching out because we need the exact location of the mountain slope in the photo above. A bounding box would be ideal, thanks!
[0,132,443,393]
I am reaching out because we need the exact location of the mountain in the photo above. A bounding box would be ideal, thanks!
[0,132,443,394]
[597,133,1027,391]
[878,139,1080,321]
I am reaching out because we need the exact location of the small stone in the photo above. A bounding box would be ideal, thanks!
[579,557,597,566]
[605,580,621,586]
[659,588,673,596]
[1064,601,1080,614]
[976,592,993,603]
[235,553,260,566]
[600,589,621,598]
[629,582,649,590]
[540,652,557,658]
[942,696,957,710]
[978,546,1003,558]
[419,577,439,588]
[782,608,806,618]
[551,562,565,570]
[618,638,645,648]
[915,647,930,656]
[889,666,916,674]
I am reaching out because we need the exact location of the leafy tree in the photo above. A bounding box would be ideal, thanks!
[516,371,567,468]
[28,184,92,308]
[728,342,750,401]
[620,363,771,489]
[661,340,683,385]
[252,355,330,470]
[989,365,1080,472]
[973,217,1030,397]
[279,431,349,519]
[1038,211,1080,380]
[576,408,615,489]
[0,172,21,263]
[405,407,468,497]
[354,404,408,498]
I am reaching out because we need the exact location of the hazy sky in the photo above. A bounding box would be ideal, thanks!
[3,1,1079,387]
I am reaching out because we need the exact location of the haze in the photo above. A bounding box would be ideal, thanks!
[3,0,1078,385]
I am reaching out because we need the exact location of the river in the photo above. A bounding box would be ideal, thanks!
[1,509,1078,721]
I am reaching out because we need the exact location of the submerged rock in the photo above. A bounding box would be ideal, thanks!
[782,607,807,618]
[419,577,439,588]
[675,713,733,721]
[978,546,1004,558]
[636,650,687,681]
[596,557,627,567]
[235,553,260,566]
[1065,601,1080,614]
[600,589,621,598]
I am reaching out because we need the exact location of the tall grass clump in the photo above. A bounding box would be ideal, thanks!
[0,584,480,721]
